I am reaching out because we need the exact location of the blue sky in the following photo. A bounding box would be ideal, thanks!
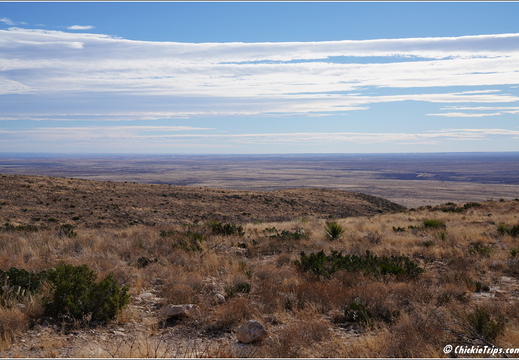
[1,1,519,154]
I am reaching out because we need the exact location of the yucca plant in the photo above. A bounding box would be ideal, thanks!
[325,221,344,240]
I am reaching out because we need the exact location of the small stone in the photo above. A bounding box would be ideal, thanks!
[139,292,155,301]
[236,320,268,344]
[215,293,226,303]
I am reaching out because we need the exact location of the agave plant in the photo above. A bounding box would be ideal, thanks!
[325,221,344,240]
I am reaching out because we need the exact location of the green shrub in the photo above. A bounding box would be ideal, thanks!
[172,232,205,252]
[159,229,176,237]
[58,224,77,238]
[463,202,481,210]
[344,298,373,326]
[209,221,244,237]
[324,221,344,240]
[263,227,306,240]
[468,242,493,257]
[510,247,519,258]
[297,250,424,280]
[2,223,38,233]
[392,226,406,232]
[344,298,399,328]
[135,257,158,268]
[225,282,251,298]
[423,219,445,229]
[467,307,507,342]
[43,262,130,323]
[497,223,519,237]
[420,240,435,248]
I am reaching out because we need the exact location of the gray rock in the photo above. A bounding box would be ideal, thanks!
[159,304,195,319]
[236,320,268,343]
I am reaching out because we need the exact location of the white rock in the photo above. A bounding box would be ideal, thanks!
[236,320,268,343]
[215,293,226,303]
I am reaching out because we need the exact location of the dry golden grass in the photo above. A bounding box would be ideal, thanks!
[0,175,518,357]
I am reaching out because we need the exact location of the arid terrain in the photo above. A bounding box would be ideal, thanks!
[0,172,518,358]
[1,153,518,208]
[0,174,404,229]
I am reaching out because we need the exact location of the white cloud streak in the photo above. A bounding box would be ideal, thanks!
[67,25,94,30]
[1,28,519,120]
[2,127,518,145]
[0,17,16,25]
[427,112,504,117]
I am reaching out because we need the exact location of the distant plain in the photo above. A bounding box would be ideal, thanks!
[0,152,518,208]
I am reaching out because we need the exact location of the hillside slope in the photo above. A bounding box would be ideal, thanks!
[0,174,405,228]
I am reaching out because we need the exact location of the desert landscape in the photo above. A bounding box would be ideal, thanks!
[3,1,519,357]
[1,153,518,208]
[0,154,518,357]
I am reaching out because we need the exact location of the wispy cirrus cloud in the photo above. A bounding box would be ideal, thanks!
[67,25,94,30]
[2,126,518,145]
[429,105,519,117]
[1,28,519,121]
[427,112,504,117]
[0,17,27,26]
[0,17,16,25]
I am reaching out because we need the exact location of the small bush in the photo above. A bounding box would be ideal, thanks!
[2,223,38,233]
[497,223,519,237]
[423,219,445,229]
[468,242,493,257]
[463,202,481,210]
[325,221,344,240]
[159,229,176,237]
[467,307,507,342]
[264,227,306,240]
[58,224,77,238]
[344,298,399,328]
[420,240,435,248]
[209,221,244,237]
[172,232,205,252]
[209,297,253,332]
[135,257,158,268]
[510,247,519,258]
[435,231,448,241]
[43,262,130,323]
[392,226,406,232]
[297,250,424,279]
[225,282,251,298]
